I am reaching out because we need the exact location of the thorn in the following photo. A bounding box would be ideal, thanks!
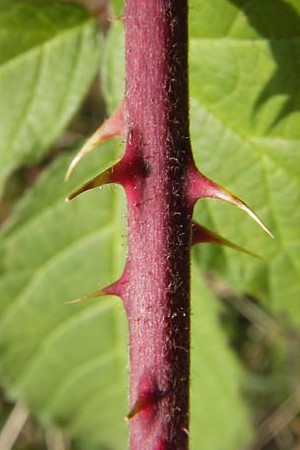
[212,185,274,238]
[191,221,261,258]
[126,391,157,421]
[188,165,274,238]
[66,139,147,202]
[66,163,119,201]
[66,290,105,304]
[66,277,126,304]
[125,397,147,421]
[236,200,274,239]
[65,103,125,180]
[126,374,163,421]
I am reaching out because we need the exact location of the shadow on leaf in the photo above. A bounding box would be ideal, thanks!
[228,0,300,129]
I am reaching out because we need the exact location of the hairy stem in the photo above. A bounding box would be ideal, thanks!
[66,1,273,447]
[123,1,192,449]
[66,1,273,448]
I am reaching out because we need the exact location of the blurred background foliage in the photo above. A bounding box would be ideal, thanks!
[0,0,299,449]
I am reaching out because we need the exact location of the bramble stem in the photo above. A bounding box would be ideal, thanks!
[123,1,192,448]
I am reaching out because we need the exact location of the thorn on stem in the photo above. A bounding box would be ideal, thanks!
[66,134,150,202]
[65,166,116,201]
[65,102,125,180]
[66,289,105,304]
[126,374,164,421]
[126,389,162,421]
[191,221,261,258]
[66,274,128,304]
[188,164,274,238]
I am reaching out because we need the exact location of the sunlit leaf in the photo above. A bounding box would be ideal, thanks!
[0,0,100,196]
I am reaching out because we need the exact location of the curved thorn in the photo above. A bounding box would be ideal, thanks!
[213,187,274,239]
[191,221,261,258]
[66,148,146,202]
[65,102,125,180]
[66,165,117,201]
[188,166,274,238]
[237,200,274,239]
[213,189,274,238]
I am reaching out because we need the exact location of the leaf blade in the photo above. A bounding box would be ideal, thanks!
[0,0,100,196]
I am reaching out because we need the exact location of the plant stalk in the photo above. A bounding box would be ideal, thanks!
[65,1,273,447]
[123,1,192,449]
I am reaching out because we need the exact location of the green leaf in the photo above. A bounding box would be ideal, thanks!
[0,0,100,196]
[0,145,128,449]
[191,266,253,450]
[189,0,300,323]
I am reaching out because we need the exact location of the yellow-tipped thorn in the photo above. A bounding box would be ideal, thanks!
[238,201,274,239]
[189,169,274,239]
[65,103,124,181]
[66,169,112,201]
[125,388,161,421]
[191,221,261,258]
[210,185,274,239]
[221,238,261,259]
[65,133,106,181]
[65,153,84,182]
[66,290,105,305]
[125,399,145,421]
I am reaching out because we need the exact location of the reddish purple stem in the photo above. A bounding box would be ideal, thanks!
[123,1,192,448]
[66,2,272,447]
